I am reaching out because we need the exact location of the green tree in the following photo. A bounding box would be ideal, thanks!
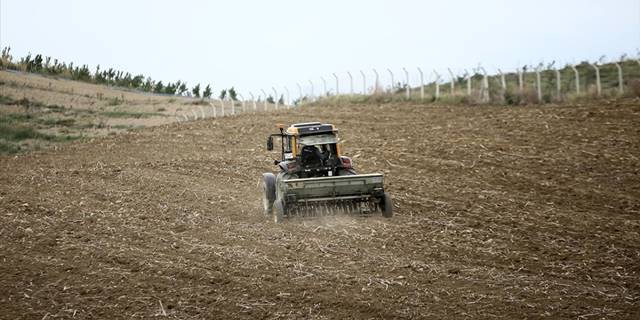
[142,77,153,92]
[192,84,201,98]
[107,68,116,83]
[219,89,227,100]
[1,47,12,61]
[228,87,237,101]
[203,85,212,98]
[164,82,177,94]
[131,75,144,89]
[154,81,164,93]
[94,65,102,82]
[178,82,188,95]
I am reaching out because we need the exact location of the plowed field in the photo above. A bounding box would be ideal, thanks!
[1,100,639,319]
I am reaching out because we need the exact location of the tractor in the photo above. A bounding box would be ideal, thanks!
[262,122,392,223]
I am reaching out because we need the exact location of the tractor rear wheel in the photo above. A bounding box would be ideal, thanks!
[273,199,285,223]
[262,173,276,216]
[381,193,393,218]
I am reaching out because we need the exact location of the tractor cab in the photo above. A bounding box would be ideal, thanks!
[267,122,353,178]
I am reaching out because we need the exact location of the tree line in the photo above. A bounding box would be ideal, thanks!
[0,46,239,100]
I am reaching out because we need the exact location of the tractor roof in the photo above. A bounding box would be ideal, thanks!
[291,122,322,127]
[287,122,336,136]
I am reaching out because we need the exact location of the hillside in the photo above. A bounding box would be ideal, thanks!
[0,70,268,154]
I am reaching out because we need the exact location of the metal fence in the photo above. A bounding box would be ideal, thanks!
[177,55,640,122]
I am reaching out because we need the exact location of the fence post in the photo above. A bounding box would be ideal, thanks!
[535,65,542,102]
[359,70,366,94]
[570,65,580,94]
[272,87,279,109]
[308,80,314,100]
[249,92,257,111]
[403,67,410,99]
[554,68,561,98]
[284,87,290,107]
[261,89,268,111]
[347,71,354,95]
[228,97,234,115]
[296,83,303,104]
[418,68,425,100]
[332,73,339,96]
[497,68,506,91]
[614,62,623,94]
[387,68,395,92]
[432,69,440,100]
[373,69,379,93]
[447,68,455,95]
[478,66,489,102]
[483,69,489,99]
[479,67,489,102]
[220,99,225,117]
[590,63,601,96]
[465,69,471,96]
[320,77,327,96]
[237,93,246,113]
[517,68,524,91]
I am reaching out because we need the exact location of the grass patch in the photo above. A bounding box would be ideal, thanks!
[46,104,66,111]
[0,140,21,154]
[1,113,75,127]
[59,134,81,141]
[0,124,55,141]
[0,95,66,111]
[0,113,35,124]
[0,94,15,105]
[0,133,81,155]
[40,118,76,127]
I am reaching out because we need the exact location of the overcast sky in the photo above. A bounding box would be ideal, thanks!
[1,0,639,98]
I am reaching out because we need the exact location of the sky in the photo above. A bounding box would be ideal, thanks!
[1,0,639,99]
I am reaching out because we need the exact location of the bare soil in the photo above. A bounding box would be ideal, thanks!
[1,98,639,319]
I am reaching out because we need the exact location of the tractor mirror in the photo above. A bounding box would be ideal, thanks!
[267,136,274,151]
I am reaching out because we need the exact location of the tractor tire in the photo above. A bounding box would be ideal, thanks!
[381,193,393,218]
[262,173,276,217]
[273,199,285,223]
